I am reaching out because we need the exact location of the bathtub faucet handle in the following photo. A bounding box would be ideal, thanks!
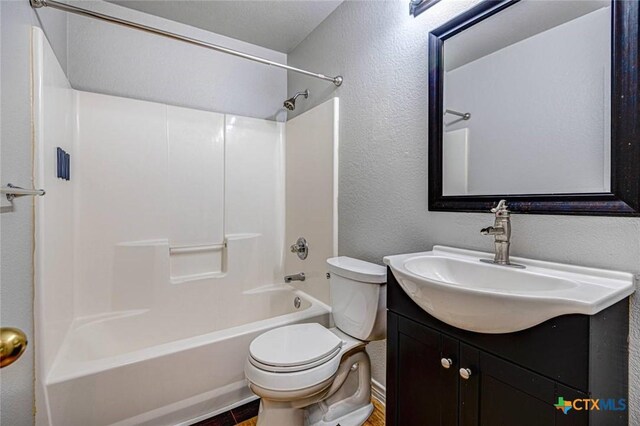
[289,237,308,260]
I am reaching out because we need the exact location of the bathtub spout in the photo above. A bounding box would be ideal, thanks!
[284,273,305,283]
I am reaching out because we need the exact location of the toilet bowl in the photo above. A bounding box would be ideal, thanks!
[244,257,387,426]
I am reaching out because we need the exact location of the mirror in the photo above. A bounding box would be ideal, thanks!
[443,0,610,196]
[428,0,640,215]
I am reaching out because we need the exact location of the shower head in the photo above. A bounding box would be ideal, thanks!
[284,99,295,111]
[284,89,309,111]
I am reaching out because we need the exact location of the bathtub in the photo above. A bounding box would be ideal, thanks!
[42,286,330,426]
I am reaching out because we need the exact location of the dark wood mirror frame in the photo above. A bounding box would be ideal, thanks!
[428,0,640,216]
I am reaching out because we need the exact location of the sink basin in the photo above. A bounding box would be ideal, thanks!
[383,246,635,333]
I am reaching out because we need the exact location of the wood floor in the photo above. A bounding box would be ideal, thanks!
[235,398,385,426]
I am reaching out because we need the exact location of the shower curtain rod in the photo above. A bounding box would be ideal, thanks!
[29,0,343,86]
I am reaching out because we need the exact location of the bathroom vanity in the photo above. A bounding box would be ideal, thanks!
[385,266,630,426]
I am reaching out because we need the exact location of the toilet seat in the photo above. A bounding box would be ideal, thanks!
[249,345,342,373]
[245,327,365,392]
[249,323,343,372]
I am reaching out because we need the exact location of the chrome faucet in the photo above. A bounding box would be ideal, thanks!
[284,272,306,283]
[480,200,523,268]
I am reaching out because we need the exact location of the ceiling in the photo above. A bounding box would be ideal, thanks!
[105,0,343,53]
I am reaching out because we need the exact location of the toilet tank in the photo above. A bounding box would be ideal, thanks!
[326,257,387,341]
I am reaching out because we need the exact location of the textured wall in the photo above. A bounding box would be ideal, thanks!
[66,1,287,120]
[0,1,67,425]
[34,1,68,74]
[287,1,640,417]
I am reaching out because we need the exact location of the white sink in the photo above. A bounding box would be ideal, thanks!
[383,246,635,334]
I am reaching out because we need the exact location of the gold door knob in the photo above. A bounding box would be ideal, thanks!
[0,327,28,368]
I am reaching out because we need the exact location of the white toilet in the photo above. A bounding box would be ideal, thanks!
[244,256,387,426]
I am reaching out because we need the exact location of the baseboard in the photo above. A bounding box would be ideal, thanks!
[371,379,386,405]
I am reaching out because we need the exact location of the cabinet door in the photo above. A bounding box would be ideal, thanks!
[387,313,458,426]
[459,343,479,426]
[467,349,588,426]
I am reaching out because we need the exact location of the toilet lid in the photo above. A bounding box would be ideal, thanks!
[249,323,343,368]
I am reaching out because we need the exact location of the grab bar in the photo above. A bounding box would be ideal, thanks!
[1,184,46,201]
[169,243,226,255]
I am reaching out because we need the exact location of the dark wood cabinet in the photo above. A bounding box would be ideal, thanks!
[388,313,458,426]
[386,267,628,426]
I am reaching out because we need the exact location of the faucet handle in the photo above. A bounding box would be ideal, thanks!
[289,237,309,260]
[480,226,493,235]
[491,199,509,216]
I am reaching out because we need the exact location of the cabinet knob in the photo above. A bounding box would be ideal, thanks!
[440,358,453,369]
[459,368,472,380]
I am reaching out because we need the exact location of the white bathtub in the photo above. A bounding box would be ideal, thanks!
[43,286,330,426]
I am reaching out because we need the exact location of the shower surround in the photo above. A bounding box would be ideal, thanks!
[32,28,339,426]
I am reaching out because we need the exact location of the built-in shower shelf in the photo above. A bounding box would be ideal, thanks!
[170,241,226,284]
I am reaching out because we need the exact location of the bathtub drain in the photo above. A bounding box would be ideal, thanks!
[294,297,301,309]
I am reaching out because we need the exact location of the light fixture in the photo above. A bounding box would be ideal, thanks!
[409,0,442,16]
